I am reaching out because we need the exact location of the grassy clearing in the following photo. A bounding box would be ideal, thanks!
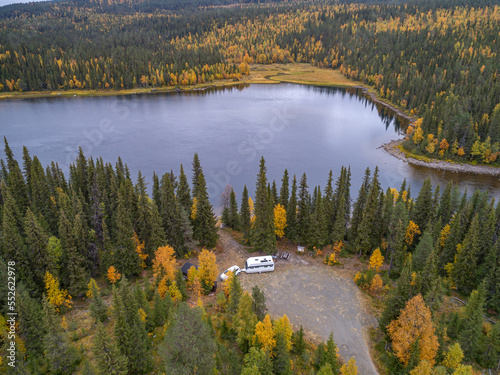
[245,63,361,87]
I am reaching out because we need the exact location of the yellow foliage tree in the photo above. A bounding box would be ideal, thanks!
[254,314,275,352]
[44,271,73,311]
[387,294,439,366]
[187,266,202,298]
[138,308,147,322]
[152,245,177,283]
[369,248,384,272]
[274,204,287,237]
[107,266,121,284]
[409,360,434,375]
[158,276,168,298]
[340,358,359,375]
[191,197,198,220]
[405,221,421,245]
[452,365,474,375]
[442,343,464,370]
[169,281,183,303]
[274,315,293,351]
[133,232,148,269]
[439,224,451,248]
[86,278,99,298]
[198,248,218,294]
[370,274,384,294]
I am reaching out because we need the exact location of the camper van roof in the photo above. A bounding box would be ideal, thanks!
[247,256,273,262]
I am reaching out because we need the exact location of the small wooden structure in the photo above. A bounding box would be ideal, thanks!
[297,245,305,253]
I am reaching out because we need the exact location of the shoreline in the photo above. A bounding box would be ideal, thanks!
[382,139,500,177]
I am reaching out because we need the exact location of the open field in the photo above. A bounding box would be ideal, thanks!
[217,230,380,375]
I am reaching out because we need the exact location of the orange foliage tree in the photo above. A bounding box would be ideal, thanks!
[107,266,121,284]
[387,294,439,366]
[369,248,384,272]
[152,245,177,284]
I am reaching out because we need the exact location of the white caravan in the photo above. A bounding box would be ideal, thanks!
[244,256,275,274]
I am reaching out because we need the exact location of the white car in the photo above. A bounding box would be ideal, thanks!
[220,265,241,281]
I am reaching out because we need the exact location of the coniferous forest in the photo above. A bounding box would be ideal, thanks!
[1,0,499,163]
[1,0,500,373]
[1,137,500,373]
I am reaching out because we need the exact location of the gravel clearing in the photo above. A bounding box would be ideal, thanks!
[217,231,379,375]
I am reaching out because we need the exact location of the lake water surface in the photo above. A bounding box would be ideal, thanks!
[2,84,499,206]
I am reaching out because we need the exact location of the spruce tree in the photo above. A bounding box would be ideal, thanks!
[459,283,486,361]
[18,286,45,358]
[387,200,409,275]
[411,177,434,233]
[356,167,381,256]
[292,325,306,356]
[279,169,289,208]
[192,171,218,249]
[412,230,434,271]
[93,322,128,375]
[228,187,240,230]
[24,208,50,295]
[177,163,192,213]
[240,185,251,241]
[227,271,243,316]
[236,292,258,353]
[160,173,185,255]
[192,153,202,197]
[309,191,328,248]
[331,193,347,244]
[452,214,480,294]
[3,137,28,213]
[152,290,169,327]
[286,175,298,242]
[324,332,341,375]
[252,157,276,253]
[485,240,500,311]
[252,285,267,321]
[349,168,370,243]
[273,330,292,375]
[296,173,310,245]
[271,180,279,205]
[114,183,140,276]
[90,281,108,324]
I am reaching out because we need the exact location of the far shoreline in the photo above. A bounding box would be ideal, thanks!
[3,63,500,178]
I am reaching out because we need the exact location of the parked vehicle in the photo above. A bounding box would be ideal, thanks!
[244,256,275,274]
[220,265,241,281]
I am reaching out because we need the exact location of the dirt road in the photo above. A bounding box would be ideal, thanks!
[217,231,379,375]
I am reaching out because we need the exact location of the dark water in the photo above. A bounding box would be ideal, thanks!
[2,84,499,207]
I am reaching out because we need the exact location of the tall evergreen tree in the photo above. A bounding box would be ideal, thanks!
[4,137,28,213]
[192,153,202,198]
[459,283,487,362]
[252,157,276,253]
[93,322,128,375]
[485,240,500,311]
[228,187,240,230]
[240,185,251,242]
[356,167,381,256]
[192,170,218,249]
[285,175,298,242]
[160,173,185,255]
[411,178,434,233]
[296,173,310,245]
[452,214,480,294]
[279,169,289,208]
[387,200,409,275]
[273,330,292,375]
[177,163,192,213]
[349,168,370,243]
[24,208,50,295]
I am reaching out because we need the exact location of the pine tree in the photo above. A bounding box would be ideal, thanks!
[242,347,273,375]
[387,200,409,276]
[485,240,500,311]
[331,193,347,244]
[324,332,341,374]
[192,153,203,198]
[152,290,169,327]
[279,169,289,208]
[292,325,306,356]
[192,171,218,249]
[413,230,433,272]
[18,286,45,358]
[271,180,279,205]
[252,157,276,253]
[309,191,328,248]
[286,175,298,242]
[240,185,251,241]
[227,270,243,316]
[93,322,128,375]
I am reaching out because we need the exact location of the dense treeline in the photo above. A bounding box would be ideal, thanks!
[1,142,499,372]
[1,0,499,164]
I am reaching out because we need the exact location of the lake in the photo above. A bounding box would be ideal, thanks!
[2,84,499,207]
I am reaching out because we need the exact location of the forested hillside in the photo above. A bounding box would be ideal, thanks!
[1,0,499,164]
